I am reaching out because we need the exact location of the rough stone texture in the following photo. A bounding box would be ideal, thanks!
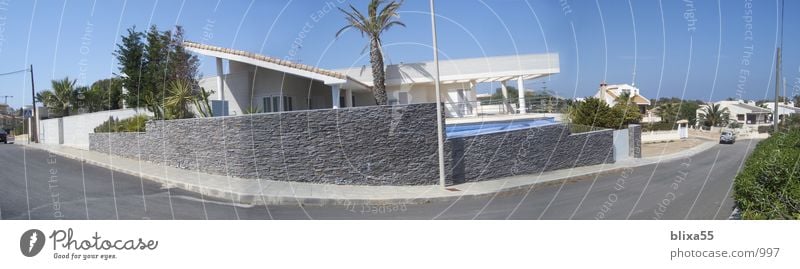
[89,132,146,159]
[628,124,642,158]
[90,104,440,185]
[445,124,614,184]
[89,104,615,186]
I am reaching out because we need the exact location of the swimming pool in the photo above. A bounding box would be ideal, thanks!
[446,117,558,138]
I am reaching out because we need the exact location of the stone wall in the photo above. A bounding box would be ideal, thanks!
[445,124,614,184]
[628,124,642,158]
[90,104,441,185]
[89,104,616,186]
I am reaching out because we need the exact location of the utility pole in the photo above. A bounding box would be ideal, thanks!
[774,0,784,132]
[1,95,11,104]
[30,64,37,143]
[430,0,446,188]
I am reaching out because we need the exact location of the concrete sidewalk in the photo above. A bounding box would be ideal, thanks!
[22,140,718,206]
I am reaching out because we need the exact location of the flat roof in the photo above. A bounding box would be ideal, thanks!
[335,53,559,86]
[186,41,559,89]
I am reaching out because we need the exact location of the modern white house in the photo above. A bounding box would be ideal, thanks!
[594,83,651,113]
[763,101,800,122]
[184,41,560,118]
[696,100,773,127]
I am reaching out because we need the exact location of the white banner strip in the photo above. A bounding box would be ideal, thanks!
[1,221,796,268]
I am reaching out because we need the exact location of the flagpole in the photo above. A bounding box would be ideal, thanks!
[430,0,446,187]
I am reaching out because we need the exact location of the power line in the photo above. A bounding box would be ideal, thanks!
[0,69,30,77]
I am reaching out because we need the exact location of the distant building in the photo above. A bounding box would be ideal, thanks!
[594,83,651,113]
[763,101,800,122]
[696,100,773,126]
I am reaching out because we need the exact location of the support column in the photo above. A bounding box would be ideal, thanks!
[469,81,478,116]
[517,76,526,114]
[331,85,341,109]
[345,89,353,107]
[500,81,510,114]
[216,57,225,101]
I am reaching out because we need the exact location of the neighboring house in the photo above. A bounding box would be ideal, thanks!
[594,83,651,113]
[184,41,560,118]
[696,100,773,126]
[763,101,800,122]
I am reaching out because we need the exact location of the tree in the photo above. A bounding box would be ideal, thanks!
[656,103,679,123]
[568,97,639,129]
[678,102,700,126]
[336,0,405,105]
[41,77,78,117]
[698,103,730,127]
[115,25,199,119]
[91,78,124,111]
[614,91,632,106]
[76,78,124,113]
[168,26,199,87]
[114,27,145,107]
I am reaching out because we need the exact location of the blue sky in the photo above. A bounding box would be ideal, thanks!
[0,0,797,109]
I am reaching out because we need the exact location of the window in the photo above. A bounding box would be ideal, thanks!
[283,96,293,111]
[737,114,745,121]
[262,97,275,113]
[263,95,293,113]
[398,92,409,105]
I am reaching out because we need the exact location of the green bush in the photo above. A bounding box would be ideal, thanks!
[641,122,676,132]
[568,97,640,130]
[94,115,149,133]
[734,131,800,219]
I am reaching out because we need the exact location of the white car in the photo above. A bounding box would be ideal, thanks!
[719,130,736,144]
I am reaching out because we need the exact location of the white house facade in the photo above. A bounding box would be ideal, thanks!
[696,100,773,127]
[594,83,651,113]
[763,101,800,122]
[185,41,560,118]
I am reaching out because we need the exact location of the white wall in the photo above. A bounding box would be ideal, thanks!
[39,108,151,150]
[387,82,477,117]
[199,61,373,115]
[641,130,680,143]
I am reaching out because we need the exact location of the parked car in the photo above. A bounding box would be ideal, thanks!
[0,129,14,144]
[719,130,736,144]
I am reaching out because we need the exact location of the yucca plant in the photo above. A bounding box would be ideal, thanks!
[164,80,194,120]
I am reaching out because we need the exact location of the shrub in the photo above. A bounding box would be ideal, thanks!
[734,131,800,219]
[757,125,772,134]
[568,97,640,130]
[641,122,676,132]
[94,115,149,133]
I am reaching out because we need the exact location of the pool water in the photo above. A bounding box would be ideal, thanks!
[446,117,558,138]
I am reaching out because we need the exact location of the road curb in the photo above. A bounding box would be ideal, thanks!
[23,141,721,207]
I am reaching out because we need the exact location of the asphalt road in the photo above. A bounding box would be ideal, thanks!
[0,140,759,220]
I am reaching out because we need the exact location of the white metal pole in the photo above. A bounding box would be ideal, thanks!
[430,0,446,187]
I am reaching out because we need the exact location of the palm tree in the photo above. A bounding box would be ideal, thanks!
[41,77,78,117]
[698,103,730,127]
[656,103,679,123]
[614,92,632,106]
[336,0,405,105]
